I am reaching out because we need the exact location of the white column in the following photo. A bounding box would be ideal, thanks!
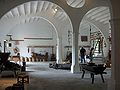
[56,37,63,64]
[108,19,120,90]
[71,31,80,73]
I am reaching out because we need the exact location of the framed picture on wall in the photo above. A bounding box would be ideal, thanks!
[81,36,88,42]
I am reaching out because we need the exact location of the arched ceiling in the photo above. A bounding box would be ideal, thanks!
[66,0,85,8]
[85,6,111,39]
[0,1,70,39]
[80,6,111,40]
[0,1,111,40]
[85,7,110,24]
[1,1,67,22]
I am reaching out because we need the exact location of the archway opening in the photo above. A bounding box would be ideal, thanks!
[0,0,73,64]
[79,6,111,66]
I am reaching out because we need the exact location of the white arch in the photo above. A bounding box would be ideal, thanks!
[79,6,110,59]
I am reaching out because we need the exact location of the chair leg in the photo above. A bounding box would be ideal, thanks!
[90,73,92,78]
[81,70,85,79]
[91,73,94,84]
[100,74,105,83]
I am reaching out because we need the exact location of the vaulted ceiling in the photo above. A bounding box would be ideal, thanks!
[66,0,85,8]
[1,1,67,22]
[0,0,111,39]
[85,7,110,24]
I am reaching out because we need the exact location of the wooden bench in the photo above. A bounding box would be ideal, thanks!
[0,53,21,76]
[49,62,71,70]
[81,64,107,84]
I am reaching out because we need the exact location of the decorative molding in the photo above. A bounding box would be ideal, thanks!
[24,37,53,40]
[27,45,54,48]
[64,45,90,48]
[11,39,24,41]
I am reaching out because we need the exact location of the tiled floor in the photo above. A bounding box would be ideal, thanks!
[0,62,111,90]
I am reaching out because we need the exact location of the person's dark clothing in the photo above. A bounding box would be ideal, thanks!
[80,47,86,63]
[89,47,94,62]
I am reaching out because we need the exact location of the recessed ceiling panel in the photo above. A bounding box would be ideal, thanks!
[66,0,85,8]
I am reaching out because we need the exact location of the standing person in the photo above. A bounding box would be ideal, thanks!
[89,47,94,62]
[80,47,86,63]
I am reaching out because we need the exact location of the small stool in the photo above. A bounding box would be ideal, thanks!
[17,74,29,84]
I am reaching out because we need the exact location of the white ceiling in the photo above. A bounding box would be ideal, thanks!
[66,0,85,8]
[1,1,110,24]
[85,7,110,24]
[1,1,67,22]
[0,1,111,39]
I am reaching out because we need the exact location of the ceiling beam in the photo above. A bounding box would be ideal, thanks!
[17,5,24,16]
[31,1,37,14]
[86,7,99,15]
[44,1,50,11]
[68,0,76,6]
[95,14,110,21]
[40,1,45,12]
[87,7,108,18]
[75,0,84,8]
[48,3,53,10]
[24,2,30,15]
[99,17,110,22]
[9,11,14,17]
[90,9,109,20]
